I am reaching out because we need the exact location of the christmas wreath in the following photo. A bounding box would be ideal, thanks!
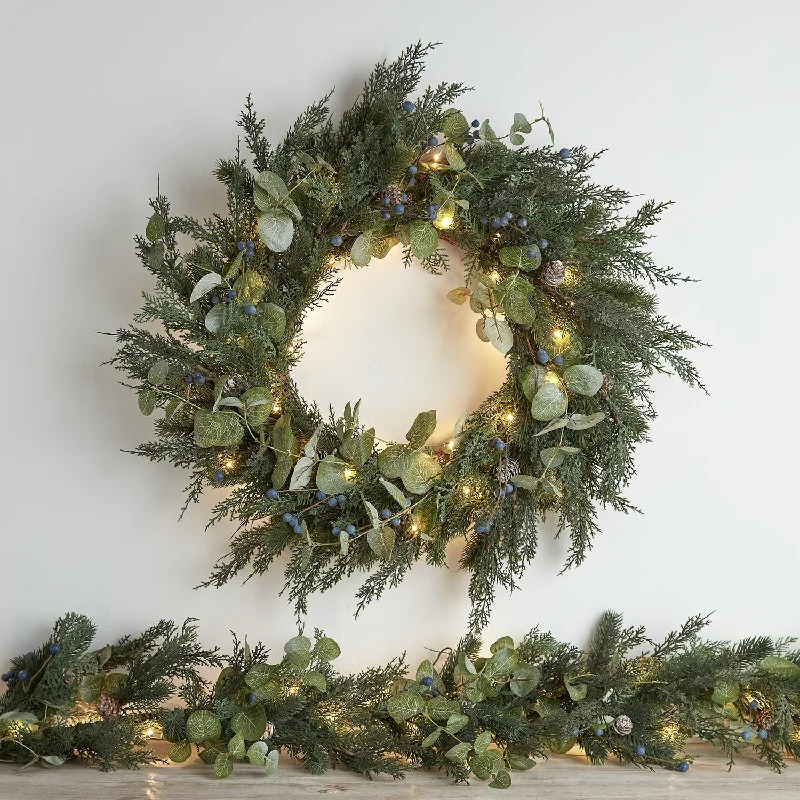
[111,43,703,629]
[3,611,799,787]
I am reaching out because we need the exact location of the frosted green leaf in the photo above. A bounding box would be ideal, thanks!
[406,409,437,448]
[224,252,243,281]
[499,273,533,299]
[364,498,382,530]
[167,741,192,763]
[386,691,424,723]
[194,409,244,448]
[421,729,442,748]
[416,659,438,683]
[247,740,269,766]
[255,170,302,220]
[566,411,605,430]
[489,770,511,789]
[521,364,550,399]
[711,681,740,705]
[446,714,469,734]
[264,749,279,775]
[39,755,67,767]
[483,647,518,679]
[485,316,514,354]
[502,290,536,325]
[303,671,327,692]
[350,232,373,266]
[304,423,323,458]
[446,742,471,763]
[257,209,294,252]
[442,108,469,141]
[367,526,396,560]
[443,142,465,171]
[564,678,587,701]
[204,303,227,333]
[508,755,536,771]
[272,413,296,458]
[186,710,222,743]
[513,112,532,133]
[228,733,246,759]
[427,696,460,721]
[531,383,567,422]
[147,241,165,268]
[79,674,103,703]
[379,477,407,508]
[470,282,491,311]
[509,132,525,146]
[475,317,489,342]
[535,416,570,435]
[478,119,497,140]
[499,245,541,271]
[190,271,222,303]
[372,235,399,259]
[339,532,349,555]
[447,286,470,305]
[540,447,565,469]
[284,634,312,655]
[146,213,165,242]
[761,656,800,678]
[314,637,341,661]
[400,450,442,495]
[253,184,274,213]
[510,665,541,697]
[213,752,233,779]
[453,411,468,440]
[241,387,273,428]
[491,636,515,654]
[138,388,156,416]
[377,444,411,480]
[316,456,352,494]
[563,364,604,396]
[289,456,314,490]
[474,731,493,755]
[469,752,493,780]
[409,220,439,259]
[261,303,286,340]
[245,664,281,700]
[147,360,170,386]
[234,270,267,305]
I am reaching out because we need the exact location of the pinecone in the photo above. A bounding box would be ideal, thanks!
[97,693,121,721]
[224,377,249,397]
[382,185,405,206]
[540,260,566,289]
[496,458,520,484]
[754,709,774,731]
[612,714,633,736]
[601,373,614,393]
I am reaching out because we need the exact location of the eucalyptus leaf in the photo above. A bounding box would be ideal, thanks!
[350,232,373,267]
[261,303,286,340]
[475,318,489,342]
[234,270,267,305]
[421,729,442,748]
[138,388,156,416]
[540,447,565,469]
[443,142,465,171]
[509,132,525,146]
[167,741,192,763]
[386,691,424,723]
[146,213,165,242]
[316,456,352,494]
[406,409,437,448]
[446,714,469,734]
[447,286,470,305]
[247,740,269,766]
[564,679,588,701]
[289,456,315,490]
[303,670,327,693]
[264,749,279,775]
[531,383,567,422]
[520,364,547,400]
[499,245,542,271]
[565,411,605,431]
[445,742,471,763]
[314,637,341,661]
[186,710,222,743]
[214,752,233,779]
[442,108,469,141]
[255,170,302,220]
[241,387,273,427]
[563,364,604,396]
[257,210,294,252]
[224,252,243,281]
[761,656,800,678]
[400,450,442,495]
[535,416,570,436]
[478,119,497,141]
[409,220,439,259]
[194,409,244,448]
[379,477,407,508]
[377,444,411,480]
[228,733,246,759]
[190,272,223,303]
[489,770,512,789]
[485,316,514,354]
[366,526,396,560]
[304,423,324,458]
[502,290,536,325]
[204,303,227,333]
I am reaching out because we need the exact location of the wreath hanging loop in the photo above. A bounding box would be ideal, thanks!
[112,43,703,630]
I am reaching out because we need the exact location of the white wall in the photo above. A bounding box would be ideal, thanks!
[1,0,798,672]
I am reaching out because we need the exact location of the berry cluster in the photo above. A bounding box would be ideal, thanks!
[236,240,255,259]
[185,370,206,386]
[535,348,563,367]
[1,643,60,685]
[210,289,238,305]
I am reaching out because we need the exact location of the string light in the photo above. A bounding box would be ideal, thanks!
[344,467,356,480]
[552,329,564,341]
[434,212,454,230]
[462,486,471,496]
[489,271,501,282]
[225,459,235,470]
[447,440,455,450]
[272,403,282,413]
[411,524,419,532]
[145,728,154,738]
[505,413,515,422]
[544,372,563,388]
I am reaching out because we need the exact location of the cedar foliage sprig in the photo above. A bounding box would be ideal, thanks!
[109,43,704,630]
[3,612,799,786]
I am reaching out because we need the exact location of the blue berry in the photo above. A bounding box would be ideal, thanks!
[408,165,418,175]
[380,508,392,520]
[393,203,405,214]
[1,673,9,682]
[194,375,206,386]
[491,217,502,229]
[400,193,408,203]
[758,729,768,740]
[266,488,279,500]
[245,249,254,259]
[635,745,646,756]
[553,355,564,366]
[18,671,28,682]
[500,217,509,226]
[185,374,194,384]
[503,211,514,220]
[558,148,571,160]
[402,100,415,113]
[315,490,327,501]
[210,295,220,305]
[228,289,237,300]
[213,470,224,483]
[594,729,604,737]
[494,487,506,499]
[282,513,293,523]
[471,119,480,128]
[678,761,690,773]
[430,204,440,212]
[518,218,528,228]
[428,136,438,147]
[193,368,202,377]
[741,729,752,741]
[749,699,759,710]
[537,348,549,364]
[492,438,505,450]
[293,523,302,534]
[381,195,391,206]
[331,235,343,247]
[337,495,347,505]
[381,210,391,220]
[405,498,412,506]
[526,248,537,259]
[244,304,256,316]
[428,209,437,219]
[332,526,341,537]
[480,216,489,225]
[505,483,514,493]
[391,518,401,528]
[421,676,434,687]
[49,643,61,654]
[538,238,548,249]
[408,177,417,187]
[327,497,339,508]
[246,241,254,249]
[345,524,356,536]
[248,694,257,704]
[432,689,441,697]
[237,242,247,251]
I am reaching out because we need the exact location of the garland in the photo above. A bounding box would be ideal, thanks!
[2,612,799,787]
[110,43,704,630]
